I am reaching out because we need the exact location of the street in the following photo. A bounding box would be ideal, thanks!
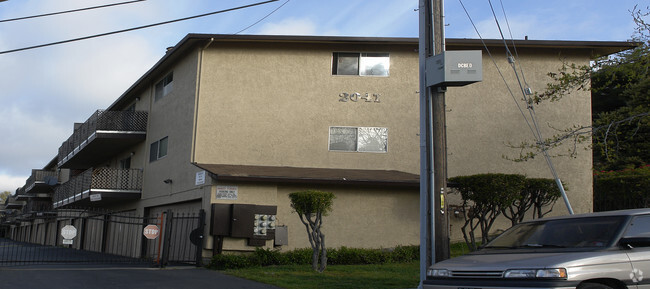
[0,265,281,289]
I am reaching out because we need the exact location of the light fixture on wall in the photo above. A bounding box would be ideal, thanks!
[163,179,173,184]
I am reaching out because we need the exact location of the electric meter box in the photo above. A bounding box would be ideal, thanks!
[426,50,482,87]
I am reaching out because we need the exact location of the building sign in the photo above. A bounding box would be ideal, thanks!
[215,186,238,200]
[195,170,206,186]
[338,92,381,103]
[90,193,102,202]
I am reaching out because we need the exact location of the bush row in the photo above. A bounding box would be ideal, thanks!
[593,165,650,211]
[207,245,419,270]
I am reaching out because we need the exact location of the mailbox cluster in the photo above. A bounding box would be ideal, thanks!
[211,203,286,247]
[253,214,277,236]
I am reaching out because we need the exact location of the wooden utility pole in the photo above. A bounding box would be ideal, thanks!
[418,0,450,284]
[431,0,450,263]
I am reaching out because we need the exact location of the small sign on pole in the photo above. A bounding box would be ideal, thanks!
[143,224,160,239]
[61,225,77,245]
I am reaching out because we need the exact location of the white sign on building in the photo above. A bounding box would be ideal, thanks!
[195,170,206,186]
[215,186,238,200]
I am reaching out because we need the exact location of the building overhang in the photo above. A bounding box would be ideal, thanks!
[194,163,419,188]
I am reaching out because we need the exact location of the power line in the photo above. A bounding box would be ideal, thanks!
[457,0,536,138]
[235,0,290,34]
[489,0,573,214]
[0,0,280,55]
[460,0,574,214]
[0,0,147,23]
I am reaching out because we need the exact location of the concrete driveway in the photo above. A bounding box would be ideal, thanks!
[0,265,282,289]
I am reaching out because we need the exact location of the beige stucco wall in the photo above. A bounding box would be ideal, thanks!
[191,41,594,247]
[193,42,421,173]
[446,47,593,216]
[127,39,597,250]
[276,185,420,250]
[208,183,419,252]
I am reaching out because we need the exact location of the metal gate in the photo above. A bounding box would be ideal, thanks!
[0,208,205,267]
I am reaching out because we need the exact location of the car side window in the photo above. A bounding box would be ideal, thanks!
[624,215,650,238]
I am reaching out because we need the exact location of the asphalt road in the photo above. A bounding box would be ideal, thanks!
[0,265,282,289]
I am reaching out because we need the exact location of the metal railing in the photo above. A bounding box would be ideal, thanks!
[57,110,148,164]
[53,168,143,207]
[25,169,59,193]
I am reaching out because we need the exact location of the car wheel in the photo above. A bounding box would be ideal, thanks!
[578,283,615,289]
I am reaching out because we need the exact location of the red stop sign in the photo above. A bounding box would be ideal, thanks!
[143,224,160,239]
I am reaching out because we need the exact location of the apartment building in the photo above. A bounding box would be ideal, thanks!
[1,35,635,258]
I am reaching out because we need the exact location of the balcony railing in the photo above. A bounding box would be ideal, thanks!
[24,169,60,193]
[5,195,25,209]
[14,187,29,201]
[53,168,143,208]
[57,110,148,168]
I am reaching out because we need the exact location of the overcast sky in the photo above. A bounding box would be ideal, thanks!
[0,0,642,193]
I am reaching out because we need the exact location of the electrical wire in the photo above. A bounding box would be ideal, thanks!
[498,0,532,92]
[234,0,290,34]
[485,0,575,214]
[457,0,536,138]
[0,0,147,23]
[0,0,279,55]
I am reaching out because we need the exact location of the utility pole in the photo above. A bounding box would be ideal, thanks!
[430,0,450,264]
[420,0,482,285]
[418,0,449,284]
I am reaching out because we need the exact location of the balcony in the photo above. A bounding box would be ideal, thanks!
[53,168,143,208]
[5,195,25,210]
[13,187,29,201]
[57,110,148,169]
[24,169,60,197]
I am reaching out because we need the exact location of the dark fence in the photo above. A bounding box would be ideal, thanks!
[0,208,204,267]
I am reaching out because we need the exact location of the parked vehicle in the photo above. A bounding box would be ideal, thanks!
[423,208,650,289]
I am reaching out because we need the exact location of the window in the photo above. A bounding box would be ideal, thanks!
[149,137,168,162]
[332,52,389,76]
[120,156,131,169]
[154,72,173,101]
[624,215,650,238]
[329,127,388,153]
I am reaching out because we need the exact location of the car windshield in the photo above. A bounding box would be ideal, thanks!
[484,216,626,249]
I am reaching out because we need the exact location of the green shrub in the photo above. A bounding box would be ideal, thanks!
[208,245,420,270]
[328,246,390,265]
[208,253,260,270]
[594,165,650,211]
[282,248,313,265]
[253,248,286,266]
[389,245,420,263]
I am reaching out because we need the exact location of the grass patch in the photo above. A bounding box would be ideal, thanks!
[223,262,420,289]
[214,243,472,288]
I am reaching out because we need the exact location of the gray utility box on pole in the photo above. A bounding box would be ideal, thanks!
[426,50,483,87]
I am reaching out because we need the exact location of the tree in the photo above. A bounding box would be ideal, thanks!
[506,5,649,172]
[500,178,562,226]
[450,174,525,251]
[0,191,10,203]
[288,190,335,272]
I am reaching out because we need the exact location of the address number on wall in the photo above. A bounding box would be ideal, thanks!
[339,92,381,103]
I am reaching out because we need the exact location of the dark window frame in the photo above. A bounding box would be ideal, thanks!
[332,52,390,76]
[154,72,174,101]
[149,136,168,162]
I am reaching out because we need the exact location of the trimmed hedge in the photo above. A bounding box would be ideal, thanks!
[207,245,419,270]
[594,165,650,211]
